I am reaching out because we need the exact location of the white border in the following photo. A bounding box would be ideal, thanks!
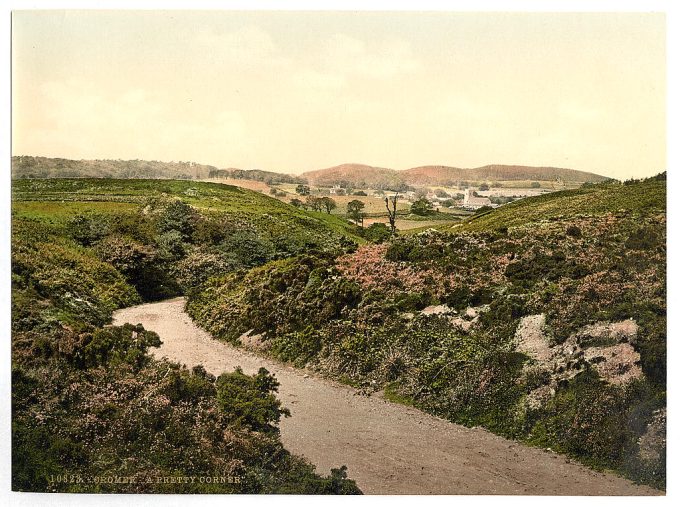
[2,2,677,507]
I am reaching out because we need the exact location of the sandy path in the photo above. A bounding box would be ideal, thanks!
[113,298,660,495]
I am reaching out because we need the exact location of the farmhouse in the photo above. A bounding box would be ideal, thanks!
[462,188,492,210]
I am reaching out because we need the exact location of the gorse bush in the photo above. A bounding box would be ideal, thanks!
[216,367,291,434]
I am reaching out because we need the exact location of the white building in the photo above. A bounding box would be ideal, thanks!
[462,188,493,210]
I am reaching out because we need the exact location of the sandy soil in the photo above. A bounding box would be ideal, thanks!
[113,298,661,495]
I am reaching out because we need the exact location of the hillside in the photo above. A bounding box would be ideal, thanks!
[186,175,666,489]
[303,163,609,189]
[12,156,311,186]
[403,164,609,186]
[302,163,405,190]
[11,178,363,493]
[11,156,220,180]
[451,175,666,232]
[13,156,608,190]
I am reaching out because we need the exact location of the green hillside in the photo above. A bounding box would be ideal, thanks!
[186,175,666,489]
[452,176,665,233]
[11,178,362,493]
[13,178,363,244]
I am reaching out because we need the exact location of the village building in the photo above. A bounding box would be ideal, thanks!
[462,188,493,210]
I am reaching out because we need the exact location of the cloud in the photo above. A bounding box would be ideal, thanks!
[194,25,289,72]
[316,33,421,80]
[15,80,248,163]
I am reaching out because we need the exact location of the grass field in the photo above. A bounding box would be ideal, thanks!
[12,178,365,243]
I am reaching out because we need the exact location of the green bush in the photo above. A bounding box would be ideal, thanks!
[216,367,291,434]
[361,223,391,243]
[66,213,110,246]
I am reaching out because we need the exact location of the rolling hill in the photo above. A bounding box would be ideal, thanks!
[302,163,609,189]
[14,157,609,190]
[403,164,610,185]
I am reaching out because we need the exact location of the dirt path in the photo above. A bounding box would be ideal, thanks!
[113,298,660,495]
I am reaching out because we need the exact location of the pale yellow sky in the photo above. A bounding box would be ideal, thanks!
[12,11,665,178]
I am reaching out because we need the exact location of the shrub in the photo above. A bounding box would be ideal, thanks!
[361,223,391,243]
[172,249,238,291]
[158,200,195,240]
[271,326,322,366]
[410,197,434,216]
[566,224,582,237]
[77,323,161,370]
[66,213,110,246]
[216,367,290,434]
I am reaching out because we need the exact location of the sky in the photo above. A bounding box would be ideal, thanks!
[11,10,666,178]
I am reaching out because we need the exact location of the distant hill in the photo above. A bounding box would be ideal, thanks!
[11,156,218,180]
[302,163,407,190]
[11,156,307,185]
[13,156,609,189]
[304,163,609,189]
[403,164,610,186]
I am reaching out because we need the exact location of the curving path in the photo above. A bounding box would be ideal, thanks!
[113,298,660,495]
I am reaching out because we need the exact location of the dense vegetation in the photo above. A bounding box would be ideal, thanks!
[12,156,218,180]
[11,178,363,493]
[208,168,306,185]
[187,176,666,489]
[12,174,666,492]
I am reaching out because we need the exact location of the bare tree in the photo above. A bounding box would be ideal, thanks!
[384,193,399,235]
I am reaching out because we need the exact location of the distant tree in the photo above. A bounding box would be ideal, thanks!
[479,183,490,191]
[296,184,311,195]
[289,198,303,208]
[434,188,450,198]
[347,200,366,227]
[384,194,399,235]
[531,181,541,188]
[305,196,323,212]
[269,187,278,195]
[320,196,337,214]
[491,182,503,188]
[410,197,434,216]
[353,190,368,196]
[442,199,456,208]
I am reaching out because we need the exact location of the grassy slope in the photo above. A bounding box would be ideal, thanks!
[184,175,666,489]
[12,178,363,243]
[447,179,665,233]
[11,177,365,493]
